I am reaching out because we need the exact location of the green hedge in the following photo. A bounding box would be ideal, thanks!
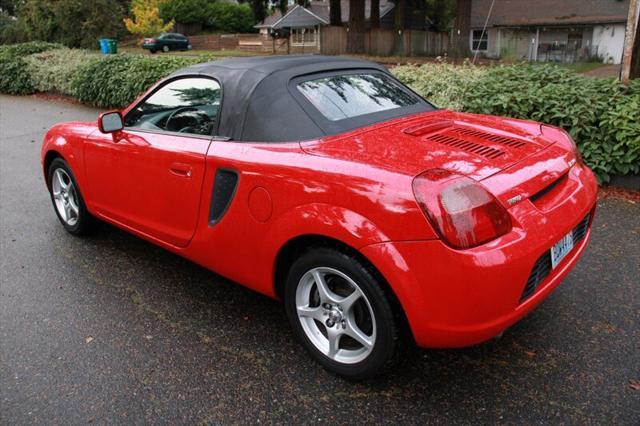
[0,41,64,94]
[393,63,640,182]
[71,54,202,108]
[1,43,220,107]
[25,48,103,96]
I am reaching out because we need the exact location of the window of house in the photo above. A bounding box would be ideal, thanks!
[291,27,317,45]
[471,30,488,51]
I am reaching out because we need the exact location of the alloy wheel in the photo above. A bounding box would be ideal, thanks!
[295,267,376,364]
[51,168,80,226]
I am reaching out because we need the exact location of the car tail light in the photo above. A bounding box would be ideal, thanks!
[412,169,512,249]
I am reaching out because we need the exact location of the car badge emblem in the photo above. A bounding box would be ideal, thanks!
[507,194,522,206]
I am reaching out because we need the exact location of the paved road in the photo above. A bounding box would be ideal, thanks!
[1,95,639,424]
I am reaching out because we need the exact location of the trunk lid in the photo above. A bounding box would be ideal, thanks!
[300,110,555,181]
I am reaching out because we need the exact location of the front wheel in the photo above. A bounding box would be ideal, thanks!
[162,45,169,53]
[284,248,399,379]
[48,158,96,235]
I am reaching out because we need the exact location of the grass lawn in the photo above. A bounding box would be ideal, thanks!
[558,62,608,74]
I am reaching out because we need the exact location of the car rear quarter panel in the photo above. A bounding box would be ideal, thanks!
[184,140,438,298]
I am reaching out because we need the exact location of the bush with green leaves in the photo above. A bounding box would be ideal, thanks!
[71,54,203,108]
[393,63,640,182]
[24,48,102,96]
[0,41,64,94]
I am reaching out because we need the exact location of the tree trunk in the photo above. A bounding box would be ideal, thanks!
[329,0,342,26]
[347,0,366,53]
[370,0,380,28]
[632,16,640,80]
[392,0,406,55]
[453,0,471,58]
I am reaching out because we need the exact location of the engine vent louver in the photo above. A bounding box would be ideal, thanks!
[454,127,528,149]
[423,126,529,160]
[426,133,506,159]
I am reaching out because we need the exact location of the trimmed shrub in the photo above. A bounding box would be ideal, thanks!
[71,54,202,108]
[0,41,64,95]
[0,41,65,57]
[392,61,487,110]
[24,48,103,96]
[393,63,640,182]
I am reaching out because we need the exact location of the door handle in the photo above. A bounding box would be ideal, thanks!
[170,163,192,177]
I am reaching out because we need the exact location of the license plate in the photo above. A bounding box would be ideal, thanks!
[550,231,574,269]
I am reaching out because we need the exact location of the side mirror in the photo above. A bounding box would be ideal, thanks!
[98,111,124,133]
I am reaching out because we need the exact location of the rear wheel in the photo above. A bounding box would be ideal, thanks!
[284,248,398,379]
[162,45,169,53]
[48,158,96,235]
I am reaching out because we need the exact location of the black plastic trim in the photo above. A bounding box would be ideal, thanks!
[208,168,239,225]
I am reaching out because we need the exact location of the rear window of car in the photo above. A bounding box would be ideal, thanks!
[296,73,420,121]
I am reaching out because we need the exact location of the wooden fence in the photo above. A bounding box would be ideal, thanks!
[188,28,449,57]
[321,26,449,57]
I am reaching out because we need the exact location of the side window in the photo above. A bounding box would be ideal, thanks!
[124,77,221,136]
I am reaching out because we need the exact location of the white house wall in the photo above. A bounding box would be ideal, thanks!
[591,24,626,64]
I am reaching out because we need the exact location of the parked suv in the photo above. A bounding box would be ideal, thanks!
[143,33,192,53]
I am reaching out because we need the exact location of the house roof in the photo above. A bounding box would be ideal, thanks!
[256,0,395,29]
[470,0,630,28]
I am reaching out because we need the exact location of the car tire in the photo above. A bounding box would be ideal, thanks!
[48,158,96,236]
[284,247,398,380]
[162,45,169,53]
[150,49,157,54]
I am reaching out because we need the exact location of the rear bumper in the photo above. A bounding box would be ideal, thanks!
[361,164,598,348]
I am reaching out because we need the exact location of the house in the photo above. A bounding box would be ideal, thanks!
[469,0,630,64]
[255,0,429,52]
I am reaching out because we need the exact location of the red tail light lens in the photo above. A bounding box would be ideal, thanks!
[412,169,512,249]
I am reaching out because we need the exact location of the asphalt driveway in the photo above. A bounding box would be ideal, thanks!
[1,95,639,424]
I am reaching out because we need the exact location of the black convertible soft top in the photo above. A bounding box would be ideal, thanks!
[169,55,432,142]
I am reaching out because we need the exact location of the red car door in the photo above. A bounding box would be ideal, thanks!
[84,77,222,248]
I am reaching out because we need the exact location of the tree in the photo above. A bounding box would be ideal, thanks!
[0,0,22,16]
[425,0,455,32]
[16,0,125,48]
[206,2,255,33]
[158,0,209,25]
[371,0,380,28]
[247,0,267,24]
[124,0,173,37]
[329,0,341,26]
[346,0,365,53]
[392,0,406,55]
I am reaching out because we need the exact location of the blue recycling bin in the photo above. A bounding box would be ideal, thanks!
[99,38,110,54]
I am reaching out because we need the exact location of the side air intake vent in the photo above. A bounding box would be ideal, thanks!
[209,169,239,225]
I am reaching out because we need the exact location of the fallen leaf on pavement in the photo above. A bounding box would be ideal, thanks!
[629,379,640,391]
[85,336,94,344]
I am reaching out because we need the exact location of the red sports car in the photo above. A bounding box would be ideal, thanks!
[41,56,598,379]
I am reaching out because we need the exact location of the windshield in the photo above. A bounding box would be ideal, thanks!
[297,73,421,121]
